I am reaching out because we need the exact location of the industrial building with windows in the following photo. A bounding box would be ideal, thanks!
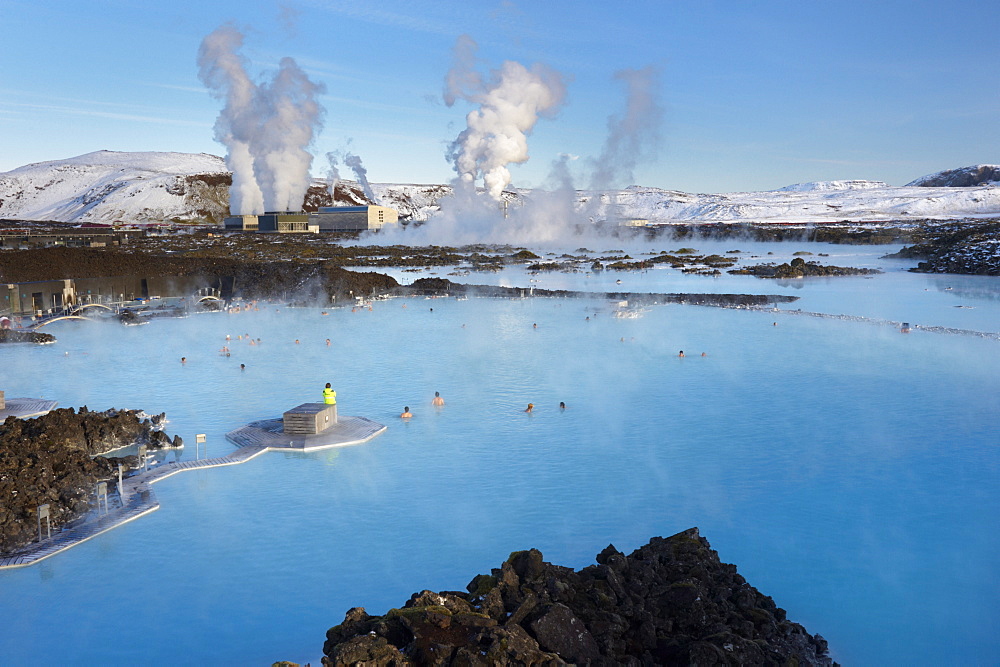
[223,205,398,233]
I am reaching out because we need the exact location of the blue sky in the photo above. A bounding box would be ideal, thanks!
[1,0,997,192]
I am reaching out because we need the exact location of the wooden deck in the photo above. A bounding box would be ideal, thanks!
[0,397,59,420]
[0,415,386,569]
[226,415,387,451]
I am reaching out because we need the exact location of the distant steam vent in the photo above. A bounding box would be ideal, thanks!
[198,25,325,216]
[444,35,566,200]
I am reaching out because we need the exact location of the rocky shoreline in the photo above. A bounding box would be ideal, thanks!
[0,329,55,344]
[0,246,398,303]
[398,277,799,307]
[0,407,180,555]
[728,256,882,279]
[321,528,835,666]
[887,220,1000,275]
[0,246,801,312]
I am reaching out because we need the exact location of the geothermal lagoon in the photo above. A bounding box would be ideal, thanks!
[1,241,998,665]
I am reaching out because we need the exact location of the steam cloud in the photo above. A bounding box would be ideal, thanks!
[325,149,380,205]
[589,66,663,191]
[325,151,341,200]
[444,35,567,200]
[198,25,325,215]
[344,152,379,204]
[375,64,663,247]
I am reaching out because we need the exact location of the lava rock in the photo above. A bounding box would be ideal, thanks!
[0,329,56,344]
[890,220,1000,275]
[730,256,882,278]
[0,407,179,555]
[321,528,836,666]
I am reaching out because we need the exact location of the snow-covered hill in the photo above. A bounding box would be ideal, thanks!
[2,151,999,225]
[905,164,1000,188]
[0,151,230,224]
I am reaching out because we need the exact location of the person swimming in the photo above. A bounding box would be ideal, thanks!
[559,401,566,410]
[432,392,444,406]
[525,403,534,413]
[678,350,685,357]
[400,406,413,418]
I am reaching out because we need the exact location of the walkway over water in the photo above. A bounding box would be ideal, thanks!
[0,415,386,569]
[0,397,59,420]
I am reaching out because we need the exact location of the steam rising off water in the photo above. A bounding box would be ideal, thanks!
[0,248,997,665]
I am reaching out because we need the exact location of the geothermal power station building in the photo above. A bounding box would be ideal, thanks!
[223,205,398,233]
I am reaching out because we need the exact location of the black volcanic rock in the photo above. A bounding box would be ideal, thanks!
[0,328,56,344]
[8,406,176,457]
[322,528,835,666]
[729,256,881,278]
[0,246,400,303]
[400,277,798,307]
[906,165,1000,187]
[0,407,179,554]
[889,220,1000,275]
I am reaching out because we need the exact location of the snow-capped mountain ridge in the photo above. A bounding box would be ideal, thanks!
[905,164,1000,188]
[1,151,998,225]
[778,180,890,192]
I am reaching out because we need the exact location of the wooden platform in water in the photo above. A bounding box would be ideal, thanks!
[0,414,386,569]
[225,414,386,451]
[0,397,58,420]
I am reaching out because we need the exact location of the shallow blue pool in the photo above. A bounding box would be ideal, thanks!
[1,244,998,665]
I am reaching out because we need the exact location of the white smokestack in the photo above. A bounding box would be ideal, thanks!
[443,35,566,201]
[197,25,325,215]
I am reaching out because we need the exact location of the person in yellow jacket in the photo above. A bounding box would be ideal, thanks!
[323,382,338,425]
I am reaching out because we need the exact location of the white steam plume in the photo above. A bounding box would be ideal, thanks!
[589,66,663,191]
[198,24,325,215]
[344,152,379,204]
[375,155,589,246]
[325,152,341,200]
[443,35,566,200]
[197,26,263,215]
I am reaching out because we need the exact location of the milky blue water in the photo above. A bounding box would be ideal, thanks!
[1,242,998,666]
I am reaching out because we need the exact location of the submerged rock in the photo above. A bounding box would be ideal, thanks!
[322,528,836,666]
